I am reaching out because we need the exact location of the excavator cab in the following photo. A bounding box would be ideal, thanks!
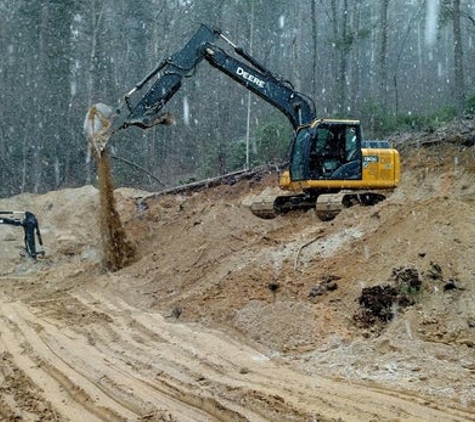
[271,118,400,220]
[290,120,363,183]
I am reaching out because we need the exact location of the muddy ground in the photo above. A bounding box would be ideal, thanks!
[0,121,475,421]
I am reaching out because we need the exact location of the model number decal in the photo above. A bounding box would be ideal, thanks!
[363,156,379,167]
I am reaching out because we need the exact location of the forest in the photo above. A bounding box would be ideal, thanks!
[0,0,473,197]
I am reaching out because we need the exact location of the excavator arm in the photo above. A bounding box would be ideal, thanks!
[111,24,221,133]
[0,211,44,259]
[85,24,316,154]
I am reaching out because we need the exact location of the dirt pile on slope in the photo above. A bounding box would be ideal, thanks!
[0,121,475,420]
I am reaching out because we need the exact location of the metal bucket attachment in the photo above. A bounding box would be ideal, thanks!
[84,103,115,157]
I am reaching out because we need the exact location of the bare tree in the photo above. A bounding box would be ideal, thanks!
[452,0,465,114]
[440,0,466,114]
[378,0,390,111]
[310,0,318,99]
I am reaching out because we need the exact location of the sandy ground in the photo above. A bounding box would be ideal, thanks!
[0,127,475,421]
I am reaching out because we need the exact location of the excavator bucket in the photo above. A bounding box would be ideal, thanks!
[84,103,115,158]
[84,102,176,157]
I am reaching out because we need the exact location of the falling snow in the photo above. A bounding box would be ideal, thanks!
[425,0,440,46]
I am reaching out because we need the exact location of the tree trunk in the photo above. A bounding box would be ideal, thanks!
[245,0,255,169]
[310,0,318,100]
[452,0,465,115]
[338,0,349,114]
[378,0,390,111]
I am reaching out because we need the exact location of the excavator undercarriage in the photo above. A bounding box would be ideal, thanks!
[250,190,388,221]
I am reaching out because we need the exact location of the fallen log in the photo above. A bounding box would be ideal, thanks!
[140,165,276,201]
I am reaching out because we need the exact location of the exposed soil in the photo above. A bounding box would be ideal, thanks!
[1,121,475,421]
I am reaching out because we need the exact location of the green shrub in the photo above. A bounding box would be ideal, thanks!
[227,116,292,171]
[360,102,457,138]
[466,93,475,113]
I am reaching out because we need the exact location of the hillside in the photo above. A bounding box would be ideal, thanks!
[0,120,475,421]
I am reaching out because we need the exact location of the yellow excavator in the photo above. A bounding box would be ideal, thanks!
[85,24,400,220]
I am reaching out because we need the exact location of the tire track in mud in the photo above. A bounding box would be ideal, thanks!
[72,290,295,422]
[70,289,475,422]
[2,292,267,421]
[0,350,59,421]
[0,301,135,421]
[2,286,474,422]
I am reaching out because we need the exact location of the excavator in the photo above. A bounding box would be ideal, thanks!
[85,24,400,220]
[0,211,44,259]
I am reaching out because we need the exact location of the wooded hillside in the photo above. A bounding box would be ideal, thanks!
[0,0,473,196]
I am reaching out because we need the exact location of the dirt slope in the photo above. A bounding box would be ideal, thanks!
[0,126,475,421]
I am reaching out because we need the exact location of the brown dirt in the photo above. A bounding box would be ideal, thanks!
[0,128,475,421]
[97,150,136,271]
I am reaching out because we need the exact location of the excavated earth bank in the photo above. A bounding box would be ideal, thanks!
[0,122,475,421]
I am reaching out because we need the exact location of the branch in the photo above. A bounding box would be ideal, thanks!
[294,233,325,271]
[465,12,475,28]
[141,165,271,200]
[110,154,166,187]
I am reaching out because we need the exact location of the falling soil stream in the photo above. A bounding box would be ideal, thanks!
[96,150,136,271]
[84,103,136,271]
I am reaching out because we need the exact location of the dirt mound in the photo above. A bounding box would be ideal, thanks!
[0,129,475,420]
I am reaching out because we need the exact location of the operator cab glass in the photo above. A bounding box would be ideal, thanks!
[289,122,363,182]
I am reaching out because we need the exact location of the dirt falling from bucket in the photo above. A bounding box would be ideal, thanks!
[84,103,136,271]
[96,150,136,271]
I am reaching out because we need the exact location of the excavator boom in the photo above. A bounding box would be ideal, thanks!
[85,24,316,155]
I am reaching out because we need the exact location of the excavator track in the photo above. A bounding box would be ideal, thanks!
[250,194,318,219]
[316,191,387,221]
[250,197,280,219]
[251,191,388,221]
[315,192,347,221]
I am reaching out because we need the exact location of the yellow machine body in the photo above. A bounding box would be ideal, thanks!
[279,147,400,193]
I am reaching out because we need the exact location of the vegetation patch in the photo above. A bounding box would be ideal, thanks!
[354,266,422,330]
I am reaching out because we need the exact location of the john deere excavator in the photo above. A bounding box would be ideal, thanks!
[85,24,400,220]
